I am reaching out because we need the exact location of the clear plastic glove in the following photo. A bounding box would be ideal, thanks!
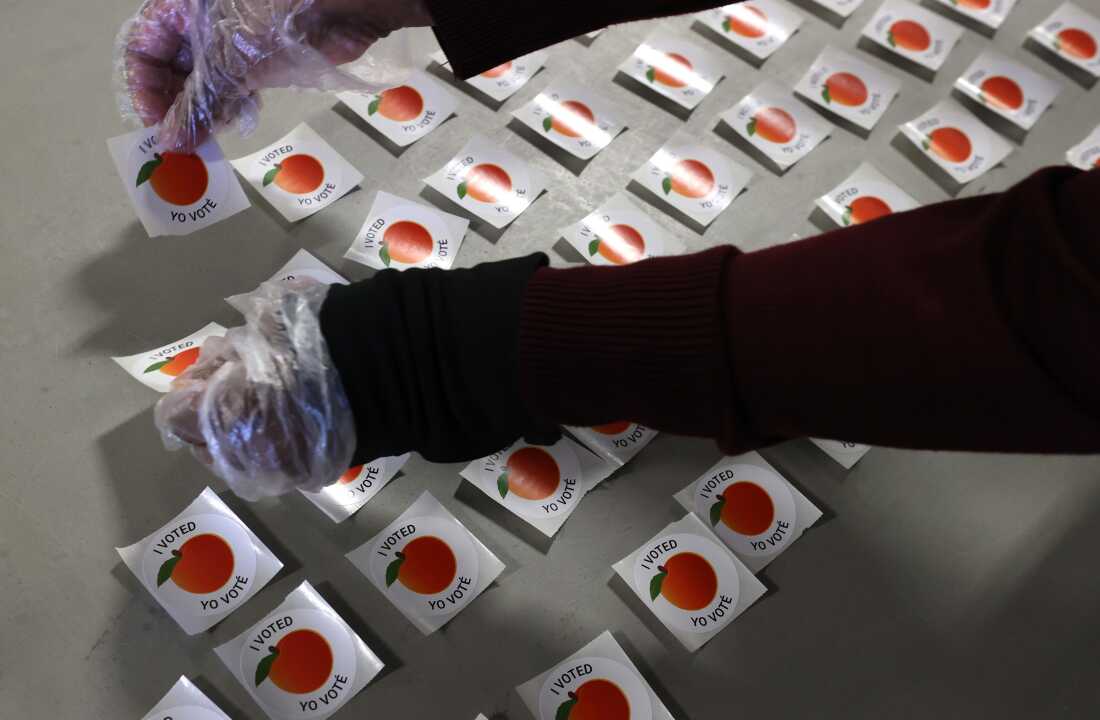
[154,278,355,500]
[116,0,433,150]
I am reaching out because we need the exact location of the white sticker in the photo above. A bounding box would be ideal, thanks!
[862,0,964,71]
[300,454,409,523]
[899,99,1014,183]
[568,422,658,467]
[423,135,548,229]
[142,676,231,720]
[262,249,348,288]
[338,70,458,147]
[346,191,469,270]
[1029,2,1100,77]
[346,491,505,635]
[719,80,833,169]
[463,51,549,102]
[808,0,866,18]
[673,452,823,573]
[612,514,766,652]
[116,488,283,635]
[560,193,685,266]
[954,49,1062,130]
[811,438,872,469]
[511,82,626,159]
[585,29,606,40]
[795,45,902,130]
[630,133,751,227]
[815,162,919,227]
[214,581,383,720]
[112,322,226,393]
[695,1,804,60]
[618,30,726,110]
[1066,124,1100,170]
[931,0,1017,29]
[107,128,250,237]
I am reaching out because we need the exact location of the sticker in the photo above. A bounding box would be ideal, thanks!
[560,192,685,266]
[515,631,675,720]
[423,135,548,229]
[1067,124,1100,169]
[1029,3,1100,77]
[618,30,725,110]
[107,128,250,237]
[231,123,362,222]
[262,249,348,287]
[630,133,751,227]
[300,454,409,523]
[808,0,866,18]
[142,676,231,720]
[346,491,505,634]
[719,80,833,170]
[116,488,282,635]
[900,99,1014,183]
[568,422,658,467]
[585,29,606,40]
[862,0,964,71]
[461,51,549,103]
[795,45,902,131]
[931,0,1017,29]
[338,70,457,147]
[954,49,1062,130]
[459,437,615,537]
[346,191,469,270]
[511,82,626,159]
[673,452,823,572]
[815,162,919,227]
[214,581,383,720]
[113,322,226,393]
[612,514,765,652]
[695,1,804,60]
[811,439,872,469]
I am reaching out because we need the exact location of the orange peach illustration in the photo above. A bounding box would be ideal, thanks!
[543,100,596,138]
[338,465,363,484]
[380,220,433,266]
[368,85,425,122]
[888,20,932,52]
[664,158,715,199]
[923,126,972,164]
[1055,28,1097,60]
[262,154,324,194]
[481,62,512,78]
[747,106,797,144]
[647,52,693,88]
[589,224,645,265]
[556,679,630,720]
[980,76,1024,111]
[649,551,718,611]
[953,0,990,8]
[136,152,208,206]
[723,5,768,38]
[458,163,512,203]
[385,535,457,594]
[843,196,892,226]
[593,421,632,436]
[498,446,560,500]
[255,628,334,694]
[156,533,234,593]
[710,481,775,535]
[144,347,201,376]
[823,72,868,107]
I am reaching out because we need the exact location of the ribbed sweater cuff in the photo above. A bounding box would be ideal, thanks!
[519,247,738,441]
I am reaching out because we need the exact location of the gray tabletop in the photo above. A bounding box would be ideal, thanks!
[3,0,1100,717]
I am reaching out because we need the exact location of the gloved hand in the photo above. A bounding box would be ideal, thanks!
[117,0,433,150]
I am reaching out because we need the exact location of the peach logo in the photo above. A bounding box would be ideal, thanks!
[649,551,718,611]
[842,196,892,226]
[367,86,425,122]
[979,76,1023,112]
[480,62,512,78]
[822,72,868,107]
[457,163,512,203]
[593,421,632,436]
[144,347,200,376]
[262,154,324,194]
[385,535,457,595]
[922,126,972,164]
[556,679,630,720]
[663,159,715,199]
[254,628,334,694]
[156,533,234,593]
[338,465,363,484]
[747,106,797,144]
[380,220,433,266]
[887,19,931,52]
[589,224,645,265]
[723,5,768,38]
[1055,28,1098,60]
[136,152,208,206]
[498,446,559,500]
[646,52,694,88]
[951,0,989,8]
[709,482,774,536]
[542,100,596,138]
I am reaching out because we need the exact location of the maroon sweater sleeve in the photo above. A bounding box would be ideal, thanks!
[519,166,1100,455]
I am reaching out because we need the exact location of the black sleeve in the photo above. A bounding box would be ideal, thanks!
[424,0,733,79]
[319,253,560,465]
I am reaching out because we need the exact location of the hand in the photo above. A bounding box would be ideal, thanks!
[118,0,433,150]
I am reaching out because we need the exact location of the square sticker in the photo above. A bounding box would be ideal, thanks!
[612,514,766,652]
[808,0,866,18]
[795,45,902,130]
[568,422,658,467]
[346,191,469,270]
[815,162,919,226]
[1066,124,1100,169]
[263,249,348,287]
[560,192,685,266]
[719,80,833,170]
[954,49,1062,130]
[338,70,457,147]
[515,631,676,720]
[459,437,616,538]
[862,0,964,71]
[300,454,410,523]
[673,452,823,573]
[811,439,872,469]
[142,676,230,720]
[346,491,505,634]
[448,50,549,103]
[423,135,548,229]
[630,133,751,227]
[1029,3,1100,78]
[695,1,804,60]
[618,30,726,110]
[113,322,226,393]
[931,0,1017,29]
[900,99,1014,183]
[107,128,250,237]
[231,123,362,222]
[511,82,626,159]
[214,580,383,720]
[116,488,283,635]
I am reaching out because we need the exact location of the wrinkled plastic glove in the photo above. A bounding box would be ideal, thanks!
[154,278,356,500]
[117,0,432,150]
